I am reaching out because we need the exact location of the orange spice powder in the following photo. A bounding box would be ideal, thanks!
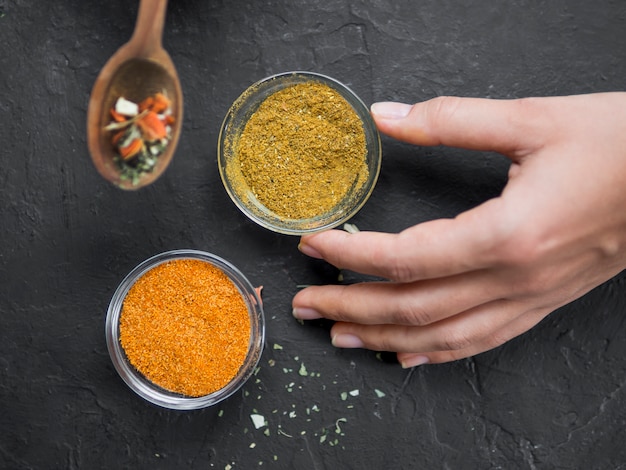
[119,258,251,397]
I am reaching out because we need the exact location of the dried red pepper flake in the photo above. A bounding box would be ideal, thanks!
[110,109,128,123]
[111,130,126,146]
[139,92,171,114]
[138,96,154,112]
[137,111,168,141]
[119,137,144,160]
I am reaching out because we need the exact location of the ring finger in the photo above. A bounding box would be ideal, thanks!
[328,297,535,354]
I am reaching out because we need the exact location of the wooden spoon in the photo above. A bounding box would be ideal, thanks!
[87,0,183,190]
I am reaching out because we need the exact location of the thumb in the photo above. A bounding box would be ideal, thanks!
[371,97,542,158]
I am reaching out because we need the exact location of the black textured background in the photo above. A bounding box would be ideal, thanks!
[1,1,626,468]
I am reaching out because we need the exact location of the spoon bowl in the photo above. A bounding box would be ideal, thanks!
[87,0,182,190]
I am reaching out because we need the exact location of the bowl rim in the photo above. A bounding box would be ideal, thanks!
[105,249,265,410]
[218,70,382,235]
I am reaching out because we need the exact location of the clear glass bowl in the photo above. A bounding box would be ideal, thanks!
[105,249,265,410]
[218,71,382,235]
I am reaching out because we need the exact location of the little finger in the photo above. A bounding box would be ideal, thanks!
[397,306,553,366]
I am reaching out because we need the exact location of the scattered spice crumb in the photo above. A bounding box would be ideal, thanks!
[250,414,267,429]
[335,418,347,434]
[233,331,391,462]
[343,223,360,233]
[277,427,293,438]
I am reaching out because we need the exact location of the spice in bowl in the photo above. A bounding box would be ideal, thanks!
[120,258,249,397]
[106,250,265,409]
[219,72,381,235]
[235,81,369,220]
[104,92,175,186]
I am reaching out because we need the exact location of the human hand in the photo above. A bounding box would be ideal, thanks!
[291,93,626,367]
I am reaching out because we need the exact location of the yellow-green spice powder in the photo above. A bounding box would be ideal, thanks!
[235,81,369,220]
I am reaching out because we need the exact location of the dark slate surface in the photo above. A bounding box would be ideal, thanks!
[1,1,626,468]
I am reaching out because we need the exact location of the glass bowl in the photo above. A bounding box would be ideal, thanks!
[218,71,382,235]
[105,249,265,410]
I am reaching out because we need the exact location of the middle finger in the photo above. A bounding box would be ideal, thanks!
[292,268,507,326]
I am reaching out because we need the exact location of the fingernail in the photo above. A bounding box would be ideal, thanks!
[332,334,364,349]
[371,102,412,119]
[400,355,430,369]
[292,307,322,320]
[298,242,323,259]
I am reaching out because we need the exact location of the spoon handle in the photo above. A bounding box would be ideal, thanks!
[129,0,169,58]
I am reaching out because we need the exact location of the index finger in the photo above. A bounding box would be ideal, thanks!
[371,96,549,157]
[299,197,506,282]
